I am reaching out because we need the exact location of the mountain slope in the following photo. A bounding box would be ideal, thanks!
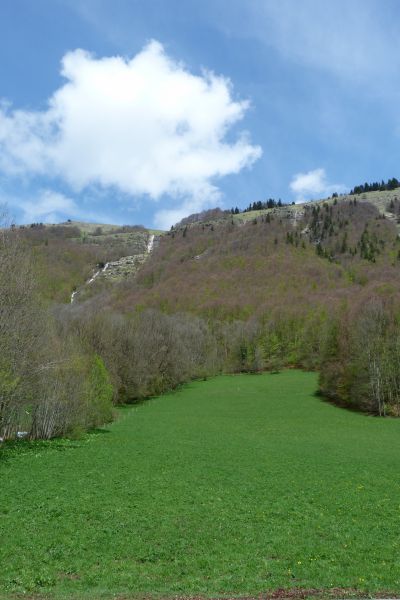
[18,222,161,303]
[106,190,400,321]
[5,187,400,432]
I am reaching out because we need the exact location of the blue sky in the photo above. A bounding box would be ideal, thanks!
[0,0,399,229]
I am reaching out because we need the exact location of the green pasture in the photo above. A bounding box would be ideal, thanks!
[1,371,400,598]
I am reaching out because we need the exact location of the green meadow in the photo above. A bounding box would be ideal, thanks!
[1,371,400,598]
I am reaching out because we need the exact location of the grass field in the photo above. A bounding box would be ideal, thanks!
[1,371,400,599]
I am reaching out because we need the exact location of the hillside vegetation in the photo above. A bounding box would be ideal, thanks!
[87,188,400,415]
[18,222,155,303]
[2,186,400,440]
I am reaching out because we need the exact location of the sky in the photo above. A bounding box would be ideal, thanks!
[0,0,399,229]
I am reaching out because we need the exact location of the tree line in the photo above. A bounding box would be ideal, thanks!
[350,177,400,195]
[230,198,293,214]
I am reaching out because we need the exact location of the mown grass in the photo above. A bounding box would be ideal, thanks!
[1,371,400,599]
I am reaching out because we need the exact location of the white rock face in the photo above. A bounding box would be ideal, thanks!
[70,234,157,303]
[147,234,155,253]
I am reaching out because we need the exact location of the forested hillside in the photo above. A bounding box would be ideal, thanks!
[2,187,400,441]
[98,188,400,415]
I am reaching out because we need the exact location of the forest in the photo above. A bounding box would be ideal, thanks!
[350,177,400,195]
[2,188,400,440]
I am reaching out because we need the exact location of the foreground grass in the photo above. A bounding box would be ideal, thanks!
[1,371,400,599]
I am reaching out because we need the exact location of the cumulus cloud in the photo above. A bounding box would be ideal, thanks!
[290,168,345,202]
[0,41,261,227]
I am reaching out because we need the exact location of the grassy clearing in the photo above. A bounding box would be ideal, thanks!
[1,371,400,599]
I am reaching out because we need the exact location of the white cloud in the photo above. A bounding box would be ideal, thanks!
[214,0,400,86]
[0,188,116,225]
[17,190,78,224]
[153,185,220,230]
[0,41,261,227]
[290,168,345,202]
[260,1,393,82]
